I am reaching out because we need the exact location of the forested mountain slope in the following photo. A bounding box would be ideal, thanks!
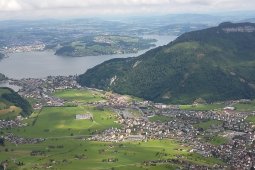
[78,22,255,104]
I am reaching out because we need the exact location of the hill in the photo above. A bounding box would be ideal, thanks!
[0,73,6,81]
[55,35,156,57]
[0,87,32,117]
[0,52,4,60]
[78,22,255,104]
[240,18,255,23]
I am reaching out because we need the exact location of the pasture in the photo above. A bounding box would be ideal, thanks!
[180,103,224,111]
[0,89,224,169]
[7,106,119,138]
[1,138,222,170]
[54,89,105,103]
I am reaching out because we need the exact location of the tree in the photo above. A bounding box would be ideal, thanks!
[0,138,4,146]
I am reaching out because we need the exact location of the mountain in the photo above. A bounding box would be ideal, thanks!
[155,23,209,36]
[240,18,255,23]
[0,73,6,81]
[0,53,4,60]
[0,87,33,117]
[78,22,255,104]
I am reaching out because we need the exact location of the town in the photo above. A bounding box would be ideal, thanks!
[1,76,255,170]
[3,44,45,53]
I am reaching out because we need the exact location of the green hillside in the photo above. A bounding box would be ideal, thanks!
[78,22,255,104]
[0,87,32,118]
[55,35,156,57]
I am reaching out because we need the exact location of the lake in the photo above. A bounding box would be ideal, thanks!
[0,35,177,79]
[0,80,21,92]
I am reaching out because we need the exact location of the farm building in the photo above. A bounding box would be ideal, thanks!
[75,113,93,120]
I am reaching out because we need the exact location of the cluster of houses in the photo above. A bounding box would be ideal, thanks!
[4,43,45,53]
[0,120,26,129]
[88,98,255,169]
[4,133,45,145]
[10,76,80,109]
[2,75,255,169]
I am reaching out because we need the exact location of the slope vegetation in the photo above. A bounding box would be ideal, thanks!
[78,22,255,104]
[0,87,32,117]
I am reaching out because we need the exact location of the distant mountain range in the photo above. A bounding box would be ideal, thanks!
[78,22,255,104]
[240,18,255,23]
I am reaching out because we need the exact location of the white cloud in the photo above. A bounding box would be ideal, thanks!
[0,0,22,11]
[0,0,171,11]
[0,0,254,19]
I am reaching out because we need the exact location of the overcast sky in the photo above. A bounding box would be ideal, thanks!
[0,0,255,20]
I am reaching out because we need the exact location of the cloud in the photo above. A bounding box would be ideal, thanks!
[0,0,22,11]
[0,0,254,19]
[0,0,171,11]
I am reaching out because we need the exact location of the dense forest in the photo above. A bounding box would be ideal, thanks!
[78,22,255,104]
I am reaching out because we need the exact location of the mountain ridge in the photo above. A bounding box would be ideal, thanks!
[78,22,255,104]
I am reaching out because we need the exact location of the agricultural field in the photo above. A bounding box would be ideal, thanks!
[234,100,255,112]
[6,106,119,138]
[148,115,173,123]
[180,103,225,111]
[0,89,224,170]
[0,105,21,120]
[194,120,223,130]
[209,135,229,146]
[54,89,105,103]
[245,115,255,125]
[200,134,229,146]
[0,137,223,170]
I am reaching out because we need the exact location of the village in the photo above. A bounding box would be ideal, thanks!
[89,105,255,169]
[9,75,80,109]
[1,76,255,169]
[3,43,46,53]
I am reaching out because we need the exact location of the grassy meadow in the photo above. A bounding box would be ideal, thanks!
[180,103,224,111]
[234,100,255,112]
[0,89,224,169]
[1,138,222,170]
[6,106,119,138]
[54,89,105,103]
[148,115,173,123]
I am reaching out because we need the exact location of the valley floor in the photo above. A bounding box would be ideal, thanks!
[0,76,255,170]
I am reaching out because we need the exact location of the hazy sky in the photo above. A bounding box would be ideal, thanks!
[0,0,255,20]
